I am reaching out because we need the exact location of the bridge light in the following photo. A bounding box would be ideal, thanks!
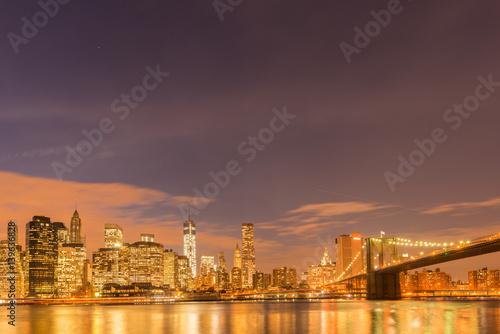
[466,241,470,244]
[460,241,464,244]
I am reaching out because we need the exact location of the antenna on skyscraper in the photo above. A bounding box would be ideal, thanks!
[188,200,191,221]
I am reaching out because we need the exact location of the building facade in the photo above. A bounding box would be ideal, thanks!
[241,223,256,287]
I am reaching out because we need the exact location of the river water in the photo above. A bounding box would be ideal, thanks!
[4,299,500,333]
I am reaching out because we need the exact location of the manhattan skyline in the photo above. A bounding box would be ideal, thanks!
[1,0,500,283]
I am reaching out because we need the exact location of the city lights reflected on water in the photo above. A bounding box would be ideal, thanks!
[6,300,500,334]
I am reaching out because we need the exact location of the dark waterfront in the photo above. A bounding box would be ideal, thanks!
[5,299,500,334]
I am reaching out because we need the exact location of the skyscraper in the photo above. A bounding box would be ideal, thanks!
[26,216,58,297]
[55,246,77,297]
[200,256,215,276]
[70,209,82,243]
[128,238,164,287]
[104,224,123,248]
[234,244,241,269]
[183,202,196,277]
[53,222,70,247]
[218,251,226,272]
[335,232,364,280]
[164,249,178,289]
[241,223,256,287]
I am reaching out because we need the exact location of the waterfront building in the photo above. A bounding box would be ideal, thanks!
[164,249,179,289]
[272,267,297,289]
[335,232,364,280]
[308,248,336,289]
[128,238,164,287]
[253,271,272,291]
[242,223,256,287]
[26,216,58,297]
[400,268,452,291]
[55,246,77,297]
[92,248,120,291]
[468,268,500,290]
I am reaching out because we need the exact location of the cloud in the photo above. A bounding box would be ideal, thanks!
[255,201,382,239]
[0,170,213,256]
[0,146,66,163]
[289,202,390,217]
[422,197,500,215]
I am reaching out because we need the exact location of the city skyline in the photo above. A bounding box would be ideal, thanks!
[1,0,500,285]
[2,205,499,284]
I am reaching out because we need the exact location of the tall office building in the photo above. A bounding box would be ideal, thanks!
[26,216,58,297]
[218,251,227,272]
[200,256,215,276]
[335,232,364,280]
[55,246,77,297]
[272,267,297,289]
[177,255,191,290]
[230,267,242,290]
[164,249,178,289]
[128,239,164,287]
[234,244,241,269]
[92,248,120,291]
[308,249,336,289]
[70,209,82,243]
[241,223,256,287]
[183,203,196,277]
[53,222,70,247]
[104,224,123,248]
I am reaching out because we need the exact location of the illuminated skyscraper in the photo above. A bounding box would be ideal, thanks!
[92,248,120,291]
[272,267,297,289]
[308,249,336,289]
[70,209,82,243]
[177,255,190,290]
[335,232,364,280]
[230,267,242,290]
[218,251,227,272]
[26,216,58,297]
[55,246,77,297]
[234,244,241,269]
[128,239,164,287]
[164,249,178,289]
[53,222,70,247]
[241,223,256,287]
[183,202,196,277]
[104,224,123,248]
[200,256,215,276]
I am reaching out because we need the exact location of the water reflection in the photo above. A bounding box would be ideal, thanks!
[7,300,500,334]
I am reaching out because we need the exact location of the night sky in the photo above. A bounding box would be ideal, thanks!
[1,0,500,280]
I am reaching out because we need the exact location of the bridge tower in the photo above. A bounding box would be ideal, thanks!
[366,237,401,300]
